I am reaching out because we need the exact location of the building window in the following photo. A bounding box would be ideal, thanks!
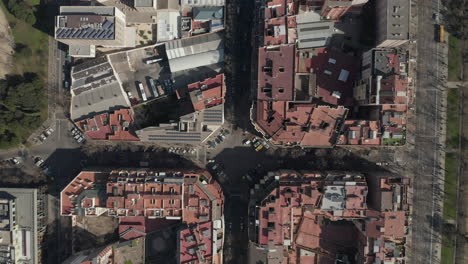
[151,187,156,194]
[151,199,156,205]
[169,199,175,205]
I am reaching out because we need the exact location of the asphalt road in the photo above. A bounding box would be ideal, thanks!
[409,0,447,262]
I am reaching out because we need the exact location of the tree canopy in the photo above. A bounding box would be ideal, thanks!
[6,0,37,25]
[443,0,468,39]
[0,73,45,148]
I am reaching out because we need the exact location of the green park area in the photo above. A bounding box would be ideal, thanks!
[441,88,461,264]
[446,89,460,149]
[0,0,48,148]
[448,34,463,81]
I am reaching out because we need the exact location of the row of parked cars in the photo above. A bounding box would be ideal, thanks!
[243,137,270,152]
[37,127,55,143]
[207,129,230,148]
[71,127,86,143]
[168,147,196,155]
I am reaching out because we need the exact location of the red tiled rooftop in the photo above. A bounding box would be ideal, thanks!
[75,109,139,141]
[179,74,226,112]
[265,0,286,19]
[345,185,367,210]
[258,45,295,101]
[298,47,357,105]
[383,211,406,238]
[255,101,347,147]
[264,17,288,46]
[339,120,381,145]
[61,170,223,225]
[299,105,348,147]
[180,221,213,263]
[379,75,408,105]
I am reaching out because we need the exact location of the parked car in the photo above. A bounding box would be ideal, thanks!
[10,157,20,165]
[255,144,264,152]
[242,139,251,145]
[34,157,44,167]
[253,141,261,148]
[207,141,217,148]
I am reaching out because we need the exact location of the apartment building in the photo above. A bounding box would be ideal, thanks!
[61,169,225,264]
[55,6,136,57]
[375,0,409,47]
[248,170,410,264]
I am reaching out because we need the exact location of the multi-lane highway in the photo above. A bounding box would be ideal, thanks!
[410,0,447,262]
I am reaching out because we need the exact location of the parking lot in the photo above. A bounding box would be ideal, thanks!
[108,45,173,104]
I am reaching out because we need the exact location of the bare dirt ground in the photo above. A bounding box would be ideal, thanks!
[0,7,14,78]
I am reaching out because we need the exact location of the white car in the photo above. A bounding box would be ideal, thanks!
[39,134,47,141]
[10,158,20,165]
[77,137,84,143]
[35,158,44,167]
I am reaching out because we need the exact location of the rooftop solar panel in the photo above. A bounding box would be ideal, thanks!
[101,19,112,29]
[89,30,99,38]
[63,29,73,38]
[95,30,106,39]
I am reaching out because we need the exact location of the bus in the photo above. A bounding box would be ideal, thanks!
[436,24,445,43]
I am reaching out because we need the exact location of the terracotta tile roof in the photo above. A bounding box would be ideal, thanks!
[75,109,139,141]
[179,221,213,263]
[61,170,223,224]
[258,45,295,101]
[304,47,358,106]
[253,171,409,263]
[338,120,381,145]
[255,100,348,147]
[383,211,406,238]
[183,74,226,112]
[265,0,287,19]
[264,17,288,46]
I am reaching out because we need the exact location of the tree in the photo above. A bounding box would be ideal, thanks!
[6,0,36,25]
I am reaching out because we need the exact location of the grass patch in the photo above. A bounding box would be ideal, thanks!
[446,89,460,149]
[441,233,455,264]
[0,0,48,78]
[443,152,458,220]
[382,137,405,146]
[448,34,463,81]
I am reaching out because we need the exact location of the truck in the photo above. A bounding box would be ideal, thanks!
[148,78,159,98]
[138,82,148,101]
